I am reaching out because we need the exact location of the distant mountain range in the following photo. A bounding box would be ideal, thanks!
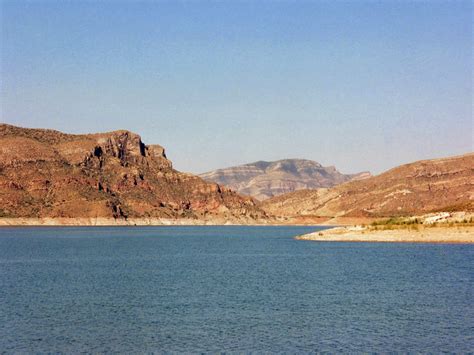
[199,159,371,200]
[261,153,474,220]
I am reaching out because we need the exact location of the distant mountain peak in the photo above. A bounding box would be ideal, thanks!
[199,159,371,200]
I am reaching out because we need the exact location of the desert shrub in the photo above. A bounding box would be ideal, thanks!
[0,209,11,218]
[371,216,420,226]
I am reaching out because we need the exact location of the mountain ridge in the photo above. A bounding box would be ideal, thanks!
[261,152,474,220]
[0,124,267,222]
[199,159,371,200]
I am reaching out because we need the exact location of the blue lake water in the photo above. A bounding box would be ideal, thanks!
[0,226,473,352]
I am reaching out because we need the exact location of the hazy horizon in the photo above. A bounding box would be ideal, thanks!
[1,1,472,175]
[2,117,473,176]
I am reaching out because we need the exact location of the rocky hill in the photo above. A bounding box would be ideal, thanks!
[199,159,370,200]
[261,153,474,220]
[0,124,267,223]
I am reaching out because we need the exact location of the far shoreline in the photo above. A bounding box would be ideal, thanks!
[0,217,338,227]
[3,217,473,246]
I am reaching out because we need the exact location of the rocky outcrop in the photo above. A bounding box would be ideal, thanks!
[199,159,370,200]
[261,153,474,219]
[0,124,267,222]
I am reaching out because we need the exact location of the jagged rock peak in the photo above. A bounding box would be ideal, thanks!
[0,124,171,169]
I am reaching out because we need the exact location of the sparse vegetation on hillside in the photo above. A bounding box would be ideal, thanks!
[368,214,474,231]
[261,153,474,218]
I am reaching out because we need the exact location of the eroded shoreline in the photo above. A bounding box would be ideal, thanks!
[0,217,337,227]
[0,217,267,227]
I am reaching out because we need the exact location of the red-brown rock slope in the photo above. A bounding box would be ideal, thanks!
[0,124,267,222]
[262,153,474,219]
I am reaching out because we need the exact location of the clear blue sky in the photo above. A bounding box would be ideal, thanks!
[1,1,472,174]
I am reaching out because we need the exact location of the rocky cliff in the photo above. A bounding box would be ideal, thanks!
[199,159,370,200]
[0,124,267,222]
[261,153,474,219]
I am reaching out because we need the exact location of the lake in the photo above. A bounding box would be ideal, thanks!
[1,226,473,352]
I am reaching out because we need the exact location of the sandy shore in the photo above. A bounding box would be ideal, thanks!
[296,225,474,244]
